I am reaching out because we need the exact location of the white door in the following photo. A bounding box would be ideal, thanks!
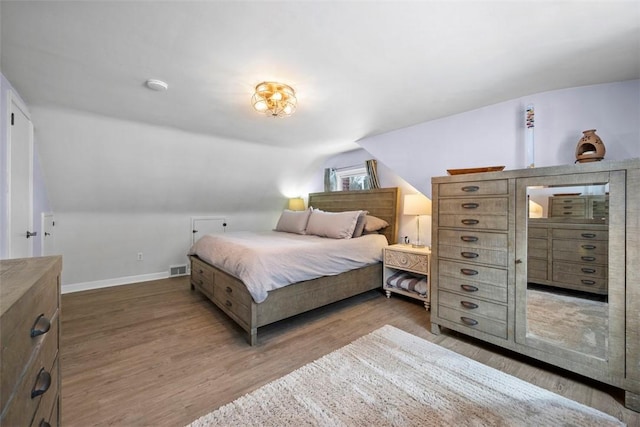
[8,93,34,258]
[42,212,55,255]
[191,217,226,244]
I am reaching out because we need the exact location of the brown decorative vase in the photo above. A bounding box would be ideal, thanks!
[575,129,605,163]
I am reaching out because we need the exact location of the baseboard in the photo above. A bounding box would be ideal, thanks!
[62,271,189,294]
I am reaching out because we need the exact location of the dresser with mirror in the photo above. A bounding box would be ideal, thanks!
[430,158,640,411]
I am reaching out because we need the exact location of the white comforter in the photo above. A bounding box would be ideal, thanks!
[188,231,388,303]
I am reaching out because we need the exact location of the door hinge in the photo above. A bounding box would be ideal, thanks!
[11,113,14,126]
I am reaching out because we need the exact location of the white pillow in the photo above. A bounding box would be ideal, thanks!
[306,210,363,239]
[274,209,311,234]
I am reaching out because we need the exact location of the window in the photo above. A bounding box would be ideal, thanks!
[335,166,370,191]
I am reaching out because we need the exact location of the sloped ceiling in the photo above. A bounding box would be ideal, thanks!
[2,1,639,150]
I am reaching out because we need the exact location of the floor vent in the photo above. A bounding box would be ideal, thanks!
[170,264,188,277]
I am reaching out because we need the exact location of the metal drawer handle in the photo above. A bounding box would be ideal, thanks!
[31,368,51,399]
[460,301,479,309]
[31,314,51,338]
[39,419,51,427]
[581,244,596,250]
[460,268,478,276]
[461,203,479,209]
[581,233,596,238]
[461,252,479,259]
[460,236,478,242]
[199,269,204,274]
[461,219,479,225]
[581,268,596,274]
[225,300,233,307]
[461,186,479,192]
[226,286,233,294]
[460,284,478,292]
[563,200,573,203]
[460,316,478,326]
[581,256,596,262]
[563,212,573,215]
[563,206,573,209]
[581,279,596,285]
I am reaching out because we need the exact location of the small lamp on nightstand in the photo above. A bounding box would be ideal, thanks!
[288,197,305,211]
[404,193,432,248]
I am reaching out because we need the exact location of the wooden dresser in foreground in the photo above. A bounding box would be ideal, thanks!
[1,256,62,427]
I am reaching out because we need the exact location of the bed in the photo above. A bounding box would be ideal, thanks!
[188,187,400,345]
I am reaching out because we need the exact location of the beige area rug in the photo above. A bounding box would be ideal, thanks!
[188,325,623,427]
[527,288,608,359]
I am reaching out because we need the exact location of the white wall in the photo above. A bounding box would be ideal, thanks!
[358,80,640,198]
[32,106,325,289]
[27,80,640,290]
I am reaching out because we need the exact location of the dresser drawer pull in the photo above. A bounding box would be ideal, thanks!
[461,219,479,225]
[460,316,478,326]
[225,286,233,294]
[31,368,51,399]
[460,268,478,276]
[225,300,233,308]
[581,268,596,274]
[30,314,51,338]
[563,206,573,209]
[581,279,596,285]
[581,256,596,262]
[581,244,596,250]
[461,252,479,259]
[460,301,479,309]
[461,203,479,209]
[581,233,596,238]
[563,200,573,203]
[39,419,51,427]
[199,269,204,274]
[460,235,478,242]
[461,186,479,192]
[460,284,479,292]
[563,212,573,215]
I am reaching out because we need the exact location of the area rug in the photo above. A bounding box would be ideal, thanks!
[187,325,623,427]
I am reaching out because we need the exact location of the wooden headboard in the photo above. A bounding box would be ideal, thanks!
[307,187,400,244]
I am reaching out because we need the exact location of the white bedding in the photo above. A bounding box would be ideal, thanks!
[188,231,388,303]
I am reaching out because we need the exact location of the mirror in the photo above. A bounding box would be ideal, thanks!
[525,182,609,359]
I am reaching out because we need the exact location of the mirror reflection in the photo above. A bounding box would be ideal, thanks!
[526,183,609,359]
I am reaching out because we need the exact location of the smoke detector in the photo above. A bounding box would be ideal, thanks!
[145,79,168,91]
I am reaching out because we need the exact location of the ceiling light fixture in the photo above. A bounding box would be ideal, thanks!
[146,79,168,91]
[251,81,297,117]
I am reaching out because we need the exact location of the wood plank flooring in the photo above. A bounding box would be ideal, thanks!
[60,277,639,426]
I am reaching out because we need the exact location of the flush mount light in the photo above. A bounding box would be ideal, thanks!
[251,81,297,117]
[145,79,168,91]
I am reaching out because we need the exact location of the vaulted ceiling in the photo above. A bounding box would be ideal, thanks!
[2,1,639,152]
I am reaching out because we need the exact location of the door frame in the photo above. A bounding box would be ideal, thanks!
[41,211,55,256]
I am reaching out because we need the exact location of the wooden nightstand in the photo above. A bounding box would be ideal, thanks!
[383,244,431,310]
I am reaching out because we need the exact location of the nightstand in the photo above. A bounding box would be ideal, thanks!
[383,244,431,310]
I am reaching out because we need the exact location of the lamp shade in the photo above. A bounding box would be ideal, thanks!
[529,200,543,218]
[288,198,305,211]
[404,194,432,216]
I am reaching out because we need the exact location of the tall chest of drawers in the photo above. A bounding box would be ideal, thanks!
[430,159,640,412]
[1,256,62,427]
[431,178,511,340]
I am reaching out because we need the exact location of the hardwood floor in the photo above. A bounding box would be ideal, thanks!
[60,277,639,426]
